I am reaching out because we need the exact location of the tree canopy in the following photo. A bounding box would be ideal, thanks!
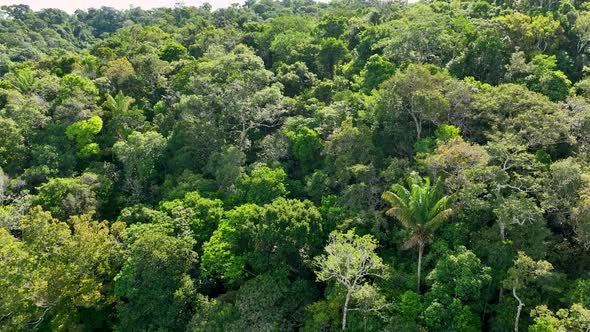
[2,0,590,330]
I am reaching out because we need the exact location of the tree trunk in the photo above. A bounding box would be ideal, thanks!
[408,110,422,141]
[500,223,506,241]
[239,126,249,150]
[342,289,351,330]
[417,242,424,293]
[513,287,524,332]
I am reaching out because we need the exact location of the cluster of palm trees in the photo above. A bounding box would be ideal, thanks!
[382,172,454,293]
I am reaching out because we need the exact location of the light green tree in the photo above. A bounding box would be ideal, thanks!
[35,173,100,219]
[313,229,386,330]
[503,252,553,332]
[0,117,26,172]
[0,207,123,330]
[287,127,323,174]
[236,163,288,205]
[529,303,590,332]
[574,11,590,53]
[113,131,167,200]
[159,191,224,245]
[378,64,450,141]
[357,54,395,93]
[65,115,103,158]
[202,198,322,283]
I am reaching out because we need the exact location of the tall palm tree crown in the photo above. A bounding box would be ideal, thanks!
[382,172,454,292]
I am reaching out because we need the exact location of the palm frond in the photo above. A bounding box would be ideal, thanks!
[428,195,450,219]
[425,208,453,232]
[382,191,406,209]
[383,173,454,247]
[391,184,411,204]
[386,207,413,228]
[402,235,421,250]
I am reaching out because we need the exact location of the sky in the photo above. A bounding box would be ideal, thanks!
[0,0,243,12]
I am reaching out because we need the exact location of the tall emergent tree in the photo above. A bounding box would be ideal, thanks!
[382,172,453,293]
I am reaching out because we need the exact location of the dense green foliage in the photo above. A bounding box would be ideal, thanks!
[2,0,590,330]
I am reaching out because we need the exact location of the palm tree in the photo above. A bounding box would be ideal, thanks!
[382,172,453,293]
[104,91,134,115]
[103,91,136,140]
[8,68,35,94]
